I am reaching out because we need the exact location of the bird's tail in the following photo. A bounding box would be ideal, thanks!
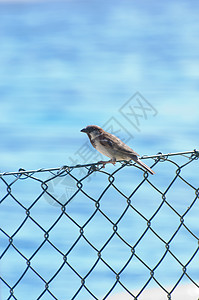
[135,158,155,175]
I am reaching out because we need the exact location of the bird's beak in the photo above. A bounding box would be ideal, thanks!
[80,127,87,133]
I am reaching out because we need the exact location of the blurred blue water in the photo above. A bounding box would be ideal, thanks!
[0,0,199,299]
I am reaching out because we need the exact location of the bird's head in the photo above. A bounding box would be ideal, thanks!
[81,125,103,138]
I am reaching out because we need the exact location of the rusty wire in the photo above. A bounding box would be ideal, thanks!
[0,150,199,300]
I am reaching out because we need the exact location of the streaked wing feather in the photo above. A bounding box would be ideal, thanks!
[101,133,140,157]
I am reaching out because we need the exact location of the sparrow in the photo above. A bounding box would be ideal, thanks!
[81,125,155,175]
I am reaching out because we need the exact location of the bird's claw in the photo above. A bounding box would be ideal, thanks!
[98,159,116,168]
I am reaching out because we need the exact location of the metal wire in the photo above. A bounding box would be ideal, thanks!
[0,150,199,300]
[0,149,198,177]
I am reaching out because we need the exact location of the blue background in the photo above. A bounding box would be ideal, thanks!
[0,0,199,299]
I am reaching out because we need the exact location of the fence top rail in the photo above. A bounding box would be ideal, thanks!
[0,149,198,177]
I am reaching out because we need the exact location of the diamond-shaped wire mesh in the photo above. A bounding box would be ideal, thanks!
[0,150,199,300]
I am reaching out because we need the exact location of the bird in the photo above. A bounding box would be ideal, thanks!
[81,125,155,175]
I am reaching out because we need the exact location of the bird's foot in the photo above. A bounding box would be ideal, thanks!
[98,158,116,168]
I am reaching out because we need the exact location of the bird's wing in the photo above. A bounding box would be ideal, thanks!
[100,133,140,157]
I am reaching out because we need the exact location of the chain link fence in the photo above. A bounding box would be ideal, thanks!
[0,150,199,300]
